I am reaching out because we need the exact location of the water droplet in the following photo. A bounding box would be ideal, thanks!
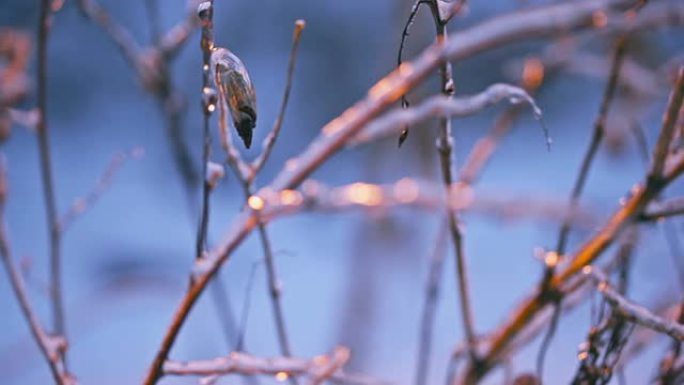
[248,195,265,211]
[197,1,213,21]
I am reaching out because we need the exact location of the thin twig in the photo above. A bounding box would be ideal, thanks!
[396,0,429,146]
[352,83,542,145]
[249,20,306,181]
[426,0,479,366]
[642,197,684,221]
[651,66,684,180]
[37,0,66,347]
[537,35,630,380]
[555,36,628,256]
[0,158,74,385]
[414,222,448,385]
[196,0,215,261]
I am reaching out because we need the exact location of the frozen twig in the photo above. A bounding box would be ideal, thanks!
[163,347,382,385]
[0,158,75,385]
[536,35,630,381]
[36,0,67,351]
[196,0,216,261]
[554,36,628,256]
[587,267,684,341]
[425,0,480,369]
[249,20,306,182]
[59,149,141,233]
[650,66,684,180]
[143,2,644,383]
[414,223,448,385]
[352,83,543,145]
[642,196,684,221]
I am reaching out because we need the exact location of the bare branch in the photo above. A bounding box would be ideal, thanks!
[352,83,543,145]
[587,267,684,341]
[650,66,684,180]
[249,20,306,181]
[555,36,628,256]
[0,157,75,385]
[36,0,67,350]
[163,347,383,385]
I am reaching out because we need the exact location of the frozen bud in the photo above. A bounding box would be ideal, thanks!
[211,47,257,149]
[206,161,224,189]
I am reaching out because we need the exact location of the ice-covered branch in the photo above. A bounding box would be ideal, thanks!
[587,267,684,341]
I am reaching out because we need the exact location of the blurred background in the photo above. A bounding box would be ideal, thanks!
[0,0,683,384]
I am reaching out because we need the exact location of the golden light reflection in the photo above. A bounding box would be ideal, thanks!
[247,195,265,211]
[344,183,383,206]
[394,178,420,204]
[522,57,544,89]
[398,62,414,76]
[369,78,393,99]
[280,189,303,206]
[275,372,289,382]
[543,251,560,268]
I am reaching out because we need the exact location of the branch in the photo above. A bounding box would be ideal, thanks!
[159,0,202,59]
[426,0,480,368]
[650,66,684,180]
[641,196,684,221]
[249,20,306,182]
[163,347,383,385]
[37,0,67,347]
[587,267,684,341]
[554,36,628,255]
[0,157,74,385]
[414,223,448,385]
[352,83,543,145]
[196,0,215,261]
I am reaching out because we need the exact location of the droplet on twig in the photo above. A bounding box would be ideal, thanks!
[211,47,257,149]
[197,1,213,23]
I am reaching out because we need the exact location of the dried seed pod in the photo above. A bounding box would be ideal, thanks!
[211,47,257,149]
